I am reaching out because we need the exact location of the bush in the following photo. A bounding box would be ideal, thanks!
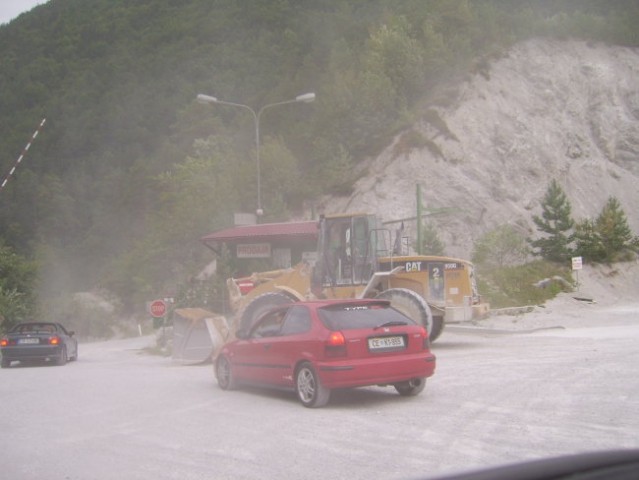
[476,260,573,309]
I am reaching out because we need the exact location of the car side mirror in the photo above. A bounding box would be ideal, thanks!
[69,331,75,336]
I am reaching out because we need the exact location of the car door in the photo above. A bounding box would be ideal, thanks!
[259,305,313,387]
[230,307,289,384]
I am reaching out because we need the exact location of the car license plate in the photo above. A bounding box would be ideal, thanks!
[368,336,404,350]
[18,338,40,345]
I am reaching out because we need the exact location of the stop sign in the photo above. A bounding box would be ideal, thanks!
[150,299,167,318]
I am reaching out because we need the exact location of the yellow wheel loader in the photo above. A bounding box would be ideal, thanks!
[224,213,488,342]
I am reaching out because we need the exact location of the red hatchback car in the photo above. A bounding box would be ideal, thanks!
[215,298,436,407]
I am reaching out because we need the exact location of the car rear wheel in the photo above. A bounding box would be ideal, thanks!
[296,362,330,408]
[394,377,426,396]
[1,357,10,368]
[56,346,67,366]
[215,355,237,391]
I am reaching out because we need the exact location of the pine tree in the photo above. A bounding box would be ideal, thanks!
[529,179,574,263]
[595,197,634,261]
[574,197,637,262]
[574,218,604,262]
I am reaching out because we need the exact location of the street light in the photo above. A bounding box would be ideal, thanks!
[197,91,316,217]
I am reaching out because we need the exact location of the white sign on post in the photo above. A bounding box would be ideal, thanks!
[572,256,583,271]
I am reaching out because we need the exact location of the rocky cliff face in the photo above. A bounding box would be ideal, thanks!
[322,39,639,260]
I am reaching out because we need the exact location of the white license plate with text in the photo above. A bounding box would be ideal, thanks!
[368,336,404,350]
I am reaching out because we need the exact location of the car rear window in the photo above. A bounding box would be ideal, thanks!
[13,323,56,334]
[318,303,415,330]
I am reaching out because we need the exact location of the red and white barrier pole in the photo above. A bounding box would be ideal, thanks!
[1,118,47,191]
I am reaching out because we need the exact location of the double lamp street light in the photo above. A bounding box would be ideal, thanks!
[196,91,316,218]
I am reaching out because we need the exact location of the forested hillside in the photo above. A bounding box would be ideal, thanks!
[0,0,638,318]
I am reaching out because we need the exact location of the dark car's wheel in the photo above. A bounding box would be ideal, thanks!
[215,355,237,391]
[69,344,78,361]
[1,357,10,368]
[394,377,426,396]
[56,346,67,366]
[296,362,330,408]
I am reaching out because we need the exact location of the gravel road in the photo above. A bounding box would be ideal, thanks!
[1,298,638,480]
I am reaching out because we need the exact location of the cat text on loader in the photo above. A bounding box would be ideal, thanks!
[227,213,489,342]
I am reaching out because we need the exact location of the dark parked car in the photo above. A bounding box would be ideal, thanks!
[215,298,436,407]
[1,322,78,368]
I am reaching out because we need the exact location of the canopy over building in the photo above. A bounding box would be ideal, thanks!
[200,220,319,271]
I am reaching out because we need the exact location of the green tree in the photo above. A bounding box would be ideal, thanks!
[364,16,425,103]
[529,179,574,263]
[596,197,635,258]
[0,241,38,331]
[573,218,604,262]
[308,143,355,196]
[420,222,445,256]
[473,224,529,269]
[101,136,244,311]
[575,196,637,262]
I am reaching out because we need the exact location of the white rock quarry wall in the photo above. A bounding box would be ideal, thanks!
[321,39,639,260]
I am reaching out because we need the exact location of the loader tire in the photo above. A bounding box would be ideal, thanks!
[429,316,444,343]
[376,288,434,340]
[238,291,296,333]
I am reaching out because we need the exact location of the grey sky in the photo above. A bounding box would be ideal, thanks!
[0,0,47,26]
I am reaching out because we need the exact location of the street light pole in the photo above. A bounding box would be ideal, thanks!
[196,92,315,218]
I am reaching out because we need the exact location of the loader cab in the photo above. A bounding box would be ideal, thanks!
[312,213,379,290]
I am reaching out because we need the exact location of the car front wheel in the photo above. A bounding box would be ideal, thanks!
[296,362,330,408]
[394,377,426,396]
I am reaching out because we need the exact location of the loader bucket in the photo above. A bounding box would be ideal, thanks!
[172,308,230,364]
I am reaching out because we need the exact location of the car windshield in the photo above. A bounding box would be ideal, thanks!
[318,303,414,330]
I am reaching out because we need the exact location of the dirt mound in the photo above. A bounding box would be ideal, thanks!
[573,261,639,305]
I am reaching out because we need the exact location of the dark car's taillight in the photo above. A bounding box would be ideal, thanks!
[0,338,8,347]
[325,331,347,357]
[48,336,61,345]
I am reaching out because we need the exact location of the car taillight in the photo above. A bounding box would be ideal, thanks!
[419,327,430,349]
[0,338,8,347]
[49,336,61,345]
[325,331,347,357]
